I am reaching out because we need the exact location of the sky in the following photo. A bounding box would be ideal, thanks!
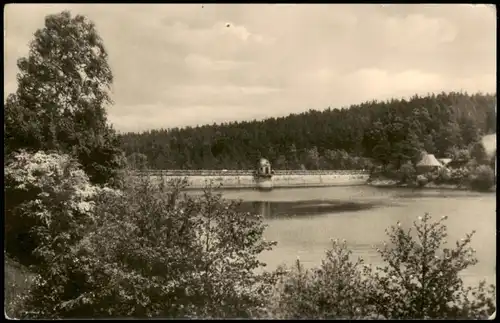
[4,4,496,133]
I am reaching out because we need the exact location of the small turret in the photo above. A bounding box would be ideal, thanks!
[254,158,274,191]
[256,158,272,176]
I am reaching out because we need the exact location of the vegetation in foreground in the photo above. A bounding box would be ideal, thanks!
[269,213,495,319]
[5,156,496,318]
[4,9,496,320]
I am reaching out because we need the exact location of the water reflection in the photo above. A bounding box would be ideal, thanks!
[225,186,495,289]
[238,199,378,218]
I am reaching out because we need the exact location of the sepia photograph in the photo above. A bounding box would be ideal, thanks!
[4,3,496,319]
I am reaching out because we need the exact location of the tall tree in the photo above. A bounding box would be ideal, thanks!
[4,11,123,185]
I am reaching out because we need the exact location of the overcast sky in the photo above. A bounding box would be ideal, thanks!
[4,4,496,132]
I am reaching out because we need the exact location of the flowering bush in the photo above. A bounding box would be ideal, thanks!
[18,176,278,319]
[4,150,117,268]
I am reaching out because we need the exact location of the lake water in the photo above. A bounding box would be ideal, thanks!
[221,185,496,288]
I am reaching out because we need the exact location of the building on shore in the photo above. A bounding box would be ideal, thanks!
[416,153,442,174]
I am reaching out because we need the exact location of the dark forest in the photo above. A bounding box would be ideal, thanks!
[119,92,496,170]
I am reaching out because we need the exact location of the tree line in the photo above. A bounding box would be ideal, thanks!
[120,92,496,170]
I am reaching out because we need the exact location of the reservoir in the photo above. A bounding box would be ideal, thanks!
[221,185,496,288]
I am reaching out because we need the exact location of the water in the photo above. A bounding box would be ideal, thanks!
[221,185,496,288]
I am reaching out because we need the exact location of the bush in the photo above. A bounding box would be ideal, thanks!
[268,240,375,319]
[469,142,489,165]
[433,167,452,184]
[17,175,277,319]
[446,147,471,161]
[468,165,495,192]
[367,213,495,319]
[4,150,112,268]
[398,162,416,184]
[271,213,496,319]
[416,174,428,187]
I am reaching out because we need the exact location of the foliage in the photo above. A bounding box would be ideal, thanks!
[267,241,375,319]
[468,165,495,192]
[398,162,417,184]
[126,152,149,170]
[271,214,496,320]
[367,213,495,319]
[433,167,453,185]
[119,92,495,170]
[469,141,489,165]
[4,10,123,186]
[446,146,471,161]
[17,175,278,319]
[4,150,114,268]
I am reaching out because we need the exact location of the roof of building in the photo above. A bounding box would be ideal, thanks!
[438,158,452,165]
[258,158,270,167]
[417,154,442,167]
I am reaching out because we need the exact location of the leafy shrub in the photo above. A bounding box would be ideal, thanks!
[469,142,489,165]
[271,213,496,319]
[449,168,471,186]
[432,167,471,187]
[433,167,452,184]
[446,147,471,161]
[468,165,495,192]
[18,175,277,319]
[416,174,428,187]
[268,240,375,319]
[398,162,416,184]
[367,213,495,319]
[425,171,438,184]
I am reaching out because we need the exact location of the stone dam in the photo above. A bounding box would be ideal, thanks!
[134,170,370,190]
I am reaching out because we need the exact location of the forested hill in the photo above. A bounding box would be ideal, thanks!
[119,92,496,170]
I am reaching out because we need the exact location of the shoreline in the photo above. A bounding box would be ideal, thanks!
[368,179,496,193]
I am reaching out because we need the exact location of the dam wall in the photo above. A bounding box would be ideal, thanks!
[136,170,370,190]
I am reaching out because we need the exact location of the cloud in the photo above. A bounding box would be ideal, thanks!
[4,4,496,132]
[184,53,253,71]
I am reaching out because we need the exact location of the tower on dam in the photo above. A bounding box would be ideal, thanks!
[254,158,274,191]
